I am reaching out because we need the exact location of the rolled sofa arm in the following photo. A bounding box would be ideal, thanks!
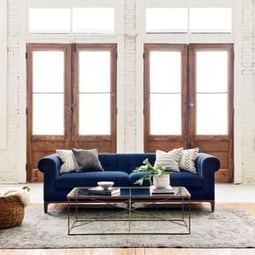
[38,154,61,180]
[195,152,221,178]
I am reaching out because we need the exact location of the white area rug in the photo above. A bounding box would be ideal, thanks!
[0,206,254,248]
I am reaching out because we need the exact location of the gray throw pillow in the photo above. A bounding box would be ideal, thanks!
[72,148,104,172]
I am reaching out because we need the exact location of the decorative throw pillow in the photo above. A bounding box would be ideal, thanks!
[72,148,104,172]
[56,149,79,174]
[154,148,183,171]
[179,147,199,173]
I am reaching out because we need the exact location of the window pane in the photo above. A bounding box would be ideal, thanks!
[72,8,114,33]
[29,9,71,33]
[33,94,64,135]
[196,94,228,135]
[196,51,228,93]
[146,8,188,33]
[79,94,110,135]
[33,51,64,93]
[150,51,181,93]
[79,51,110,92]
[150,94,181,135]
[190,8,232,33]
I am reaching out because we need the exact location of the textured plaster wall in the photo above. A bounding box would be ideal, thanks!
[0,0,255,183]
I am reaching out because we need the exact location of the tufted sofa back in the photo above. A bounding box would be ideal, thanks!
[98,153,156,174]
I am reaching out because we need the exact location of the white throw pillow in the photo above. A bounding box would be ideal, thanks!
[179,147,199,173]
[154,148,183,171]
[56,149,79,174]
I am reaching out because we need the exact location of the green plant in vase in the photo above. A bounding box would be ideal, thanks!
[133,158,170,188]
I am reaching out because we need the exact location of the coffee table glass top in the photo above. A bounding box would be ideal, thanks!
[67,186,191,199]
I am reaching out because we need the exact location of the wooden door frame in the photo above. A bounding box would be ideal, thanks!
[188,43,234,182]
[26,43,117,181]
[71,43,117,152]
[26,43,72,181]
[144,43,188,152]
[143,43,234,182]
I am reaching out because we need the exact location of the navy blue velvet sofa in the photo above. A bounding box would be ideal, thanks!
[38,152,220,213]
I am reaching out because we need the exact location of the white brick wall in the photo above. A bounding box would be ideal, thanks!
[240,0,255,183]
[1,0,255,183]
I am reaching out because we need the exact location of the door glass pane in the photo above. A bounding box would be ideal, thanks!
[150,51,181,93]
[146,8,188,33]
[79,49,111,136]
[79,51,110,92]
[32,50,65,135]
[190,8,232,33]
[33,94,64,135]
[72,8,114,33]
[149,50,182,135]
[150,94,181,135]
[79,94,110,135]
[196,50,229,135]
[29,8,71,33]
[33,51,64,93]
[196,51,228,93]
[196,94,227,135]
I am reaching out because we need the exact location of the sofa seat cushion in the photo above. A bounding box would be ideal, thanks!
[129,171,203,188]
[56,171,130,189]
[170,171,203,188]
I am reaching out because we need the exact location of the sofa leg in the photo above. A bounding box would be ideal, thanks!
[44,202,48,213]
[210,201,215,212]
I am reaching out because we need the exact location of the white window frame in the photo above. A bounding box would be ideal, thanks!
[137,0,234,43]
[26,0,124,41]
[0,0,7,149]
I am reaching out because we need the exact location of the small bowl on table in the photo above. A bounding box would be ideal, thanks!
[97,181,114,190]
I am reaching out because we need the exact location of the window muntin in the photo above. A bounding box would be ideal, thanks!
[149,51,182,135]
[196,50,229,135]
[32,51,65,135]
[78,50,111,135]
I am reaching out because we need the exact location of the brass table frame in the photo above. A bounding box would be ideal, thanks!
[67,186,191,235]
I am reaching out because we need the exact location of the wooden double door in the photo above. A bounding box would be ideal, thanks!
[144,43,234,182]
[26,43,117,181]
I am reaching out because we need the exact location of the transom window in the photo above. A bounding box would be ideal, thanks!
[146,7,232,33]
[28,8,114,34]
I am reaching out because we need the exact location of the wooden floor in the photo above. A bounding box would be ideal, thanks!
[1,248,255,255]
[1,203,255,255]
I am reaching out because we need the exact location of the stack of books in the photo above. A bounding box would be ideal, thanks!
[150,186,177,195]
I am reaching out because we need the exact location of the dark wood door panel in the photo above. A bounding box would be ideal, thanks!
[144,43,234,183]
[26,43,117,182]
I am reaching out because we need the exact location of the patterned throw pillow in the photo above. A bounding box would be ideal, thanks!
[179,147,199,173]
[56,149,79,174]
[72,148,104,172]
[154,148,183,171]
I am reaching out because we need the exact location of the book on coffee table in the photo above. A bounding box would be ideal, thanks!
[87,186,120,196]
[150,186,177,195]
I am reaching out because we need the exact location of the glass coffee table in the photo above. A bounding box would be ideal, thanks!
[67,186,191,235]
